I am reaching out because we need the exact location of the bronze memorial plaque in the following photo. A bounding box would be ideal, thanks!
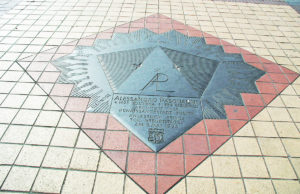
[53,29,265,152]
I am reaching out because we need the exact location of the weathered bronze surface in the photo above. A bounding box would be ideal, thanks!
[53,29,265,151]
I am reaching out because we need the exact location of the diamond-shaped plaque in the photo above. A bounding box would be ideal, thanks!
[52,28,265,152]
[18,14,299,194]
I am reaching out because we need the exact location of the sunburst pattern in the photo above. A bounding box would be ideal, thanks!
[53,28,265,151]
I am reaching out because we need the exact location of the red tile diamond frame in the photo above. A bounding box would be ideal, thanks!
[17,14,299,194]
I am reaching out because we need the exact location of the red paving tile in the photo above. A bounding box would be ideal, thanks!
[185,155,207,173]
[65,97,90,111]
[281,66,298,74]
[274,83,289,93]
[186,121,206,134]
[249,62,265,71]
[209,136,230,153]
[157,154,184,175]
[242,54,261,63]
[188,30,203,37]
[157,176,182,194]
[247,106,265,118]
[84,130,105,147]
[205,119,230,135]
[183,135,209,155]
[145,23,159,29]
[130,22,145,28]
[105,151,127,171]
[96,32,112,39]
[205,37,221,45]
[263,63,283,73]
[261,94,277,104]
[256,82,277,94]
[241,93,264,107]
[225,105,249,120]
[160,137,183,153]
[229,120,247,134]
[107,115,127,131]
[129,134,152,152]
[257,74,273,83]
[223,45,241,54]
[52,96,68,109]
[269,73,290,83]
[50,83,73,96]
[127,152,156,174]
[286,73,299,83]
[66,111,85,126]
[114,27,129,33]
[81,113,107,129]
[259,57,273,64]
[130,175,155,194]
[103,131,129,150]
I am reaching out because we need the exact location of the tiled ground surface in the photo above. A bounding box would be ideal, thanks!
[0,0,300,193]
[0,0,24,17]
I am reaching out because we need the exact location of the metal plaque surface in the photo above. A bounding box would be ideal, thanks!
[53,29,265,151]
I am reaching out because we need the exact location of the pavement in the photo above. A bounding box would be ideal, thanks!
[0,0,300,193]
